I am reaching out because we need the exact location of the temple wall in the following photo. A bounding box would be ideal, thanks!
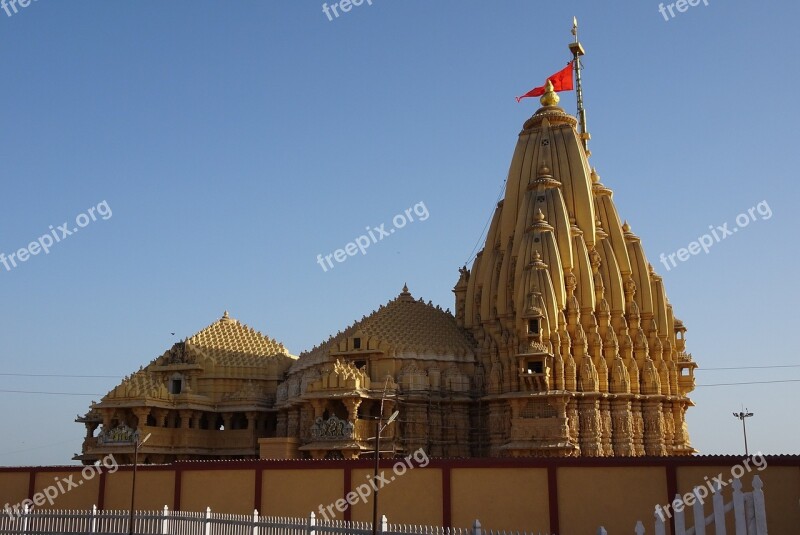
[103,470,175,510]
[261,469,342,517]
[1,457,798,534]
[450,468,549,530]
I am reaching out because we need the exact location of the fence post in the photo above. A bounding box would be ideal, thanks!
[673,494,686,535]
[692,487,706,535]
[654,505,666,535]
[743,492,755,533]
[253,510,259,535]
[205,507,212,535]
[472,519,482,535]
[162,505,170,535]
[635,521,646,535]
[21,504,29,535]
[308,511,316,535]
[596,527,607,535]
[751,475,767,535]
[730,478,746,535]
[91,504,98,534]
[710,482,724,535]
[380,514,388,535]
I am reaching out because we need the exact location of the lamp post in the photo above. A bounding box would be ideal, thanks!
[371,379,398,535]
[732,408,754,456]
[128,431,151,535]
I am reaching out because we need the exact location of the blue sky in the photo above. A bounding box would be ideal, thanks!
[0,1,797,466]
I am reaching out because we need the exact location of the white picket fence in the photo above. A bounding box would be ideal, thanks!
[598,475,767,535]
[0,507,553,535]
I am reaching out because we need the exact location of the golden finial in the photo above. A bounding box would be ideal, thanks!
[540,79,560,107]
[223,310,229,319]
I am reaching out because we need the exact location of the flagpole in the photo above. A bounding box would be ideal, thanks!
[569,17,590,155]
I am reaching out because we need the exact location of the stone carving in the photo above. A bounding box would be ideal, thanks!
[310,415,354,441]
[97,424,136,445]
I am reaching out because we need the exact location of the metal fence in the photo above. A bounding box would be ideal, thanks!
[598,474,768,535]
[0,507,554,535]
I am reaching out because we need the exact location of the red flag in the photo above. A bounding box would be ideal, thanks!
[516,62,574,103]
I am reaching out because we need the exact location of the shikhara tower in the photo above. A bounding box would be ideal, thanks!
[453,49,697,456]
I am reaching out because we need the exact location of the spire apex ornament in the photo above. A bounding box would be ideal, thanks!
[540,80,560,106]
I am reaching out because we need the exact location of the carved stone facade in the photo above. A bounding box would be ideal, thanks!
[76,82,698,463]
[75,312,296,464]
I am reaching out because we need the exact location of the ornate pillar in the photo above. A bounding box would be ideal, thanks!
[578,394,603,457]
[547,395,572,456]
[299,404,313,440]
[245,411,258,430]
[84,422,98,439]
[153,409,168,428]
[610,396,634,457]
[133,408,150,432]
[342,398,362,423]
[179,410,193,429]
[287,408,299,437]
[487,402,504,456]
[642,399,667,456]
[102,409,113,430]
[662,401,675,455]
[276,411,287,436]
[631,400,645,456]
[599,399,613,456]
[672,402,688,450]
[222,412,233,430]
[566,399,580,456]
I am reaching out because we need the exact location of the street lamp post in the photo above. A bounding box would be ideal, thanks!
[732,408,754,456]
[371,381,398,535]
[128,431,151,535]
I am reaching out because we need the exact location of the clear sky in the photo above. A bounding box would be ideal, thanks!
[0,1,797,466]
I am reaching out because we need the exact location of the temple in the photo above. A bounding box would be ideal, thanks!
[76,46,698,464]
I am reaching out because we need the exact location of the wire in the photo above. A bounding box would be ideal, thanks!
[463,178,507,267]
[695,379,800,387]
[0,439,78,457]
[698,365,800,371]
[0,389,101,396]
[0,372,122,378]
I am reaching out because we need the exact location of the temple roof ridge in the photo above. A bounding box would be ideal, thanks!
[289,285,476,375]
[184,311,295,361]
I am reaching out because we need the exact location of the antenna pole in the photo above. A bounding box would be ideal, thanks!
[569,17,590,154]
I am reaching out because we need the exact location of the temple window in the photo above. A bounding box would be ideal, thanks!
[170,374,184,394]
[353,337,362,349]
[527,361,543,374]
[528,319,539,335]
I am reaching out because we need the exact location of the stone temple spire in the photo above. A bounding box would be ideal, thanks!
[455,28,697,457]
